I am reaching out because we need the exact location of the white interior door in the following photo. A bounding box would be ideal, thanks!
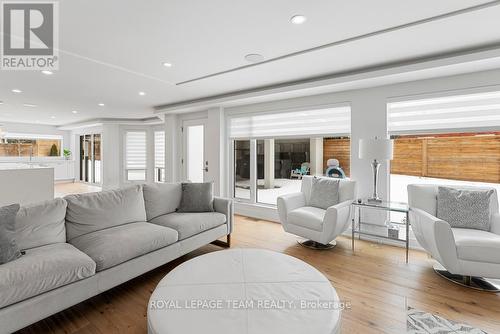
[183,119,207,182]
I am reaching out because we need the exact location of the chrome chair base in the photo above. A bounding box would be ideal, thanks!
[433,263,500,292]
[298,239,336,250]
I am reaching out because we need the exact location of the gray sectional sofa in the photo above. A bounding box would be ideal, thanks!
[0,183,233,334]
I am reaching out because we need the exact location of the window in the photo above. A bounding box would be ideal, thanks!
[230,105,351,206]
[0,133,63,157]
[79,133,101,184]
[154,131,165,182]
[234,140,251,199]
[387,91,500,213]
[125,131,147,181]
[256,138,310,205]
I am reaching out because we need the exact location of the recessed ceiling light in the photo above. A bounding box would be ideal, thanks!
[71,110,78,114]
[290,15,307,24]
[162,62,172,67]
[98,103,105,107]
[23,103,37,107]
[139,91,146,96]
[11,89,22,93]
[41,70,53,75]
[0,101,3,105]
[50,116,56,119]
[244,54,264,63]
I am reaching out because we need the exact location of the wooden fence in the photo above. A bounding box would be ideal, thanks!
[323,133,500,183]
[323,138,351,176]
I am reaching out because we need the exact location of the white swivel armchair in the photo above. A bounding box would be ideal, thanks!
[277,176,356,249]
[408,184,500,291]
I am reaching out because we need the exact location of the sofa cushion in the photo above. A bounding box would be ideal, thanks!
[150,212,226,240]
[70,222,178,271]
[143,183,182,221]
[177,182,215,213]
[452,228,500,264]
[65,185,147,241]
[0,204,22,264]
[288,206,325,232]
[0,243,95,308]
[16,198,67,250]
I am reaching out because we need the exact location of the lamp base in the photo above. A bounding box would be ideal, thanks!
[367,197,382,203]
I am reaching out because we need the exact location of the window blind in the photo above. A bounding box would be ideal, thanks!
[125,131,146,169]
[154,131,165,168]
[388,91,500,134]
[229,105,351,139]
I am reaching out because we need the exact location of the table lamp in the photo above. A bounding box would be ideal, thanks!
[359,137,394,203]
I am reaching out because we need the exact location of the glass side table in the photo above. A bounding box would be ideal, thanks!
[351,199,410,263]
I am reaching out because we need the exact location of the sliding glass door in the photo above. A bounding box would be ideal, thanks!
[79,133,102,184]
[229,104,352,206]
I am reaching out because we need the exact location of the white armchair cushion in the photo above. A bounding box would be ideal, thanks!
[452,228,500,264]
[288,207,325,232]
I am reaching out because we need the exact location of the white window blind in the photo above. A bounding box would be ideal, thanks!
[388,91,500,134]
[125,131,146,170]
[154,131,165,168]
[229,105,351,139]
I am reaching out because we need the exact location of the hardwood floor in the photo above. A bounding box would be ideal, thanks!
[54,182,102,198]
[18,215,500,334]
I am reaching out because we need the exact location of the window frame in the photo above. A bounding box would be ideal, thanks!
[124,130,147,182]
[0,133,64,159]
[154,130,165,183]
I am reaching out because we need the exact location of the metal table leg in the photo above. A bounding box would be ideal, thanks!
[406,211,409,263]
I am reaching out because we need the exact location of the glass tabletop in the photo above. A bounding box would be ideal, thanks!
[352,198,409,213]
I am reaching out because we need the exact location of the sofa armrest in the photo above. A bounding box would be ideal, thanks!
[491,213,500,235]
[213,197,234,234]
[410,208,459,272]
[277,192,306,225]
[323,200,353,237]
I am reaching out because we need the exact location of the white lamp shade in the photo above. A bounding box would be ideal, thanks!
[359,138,394,160]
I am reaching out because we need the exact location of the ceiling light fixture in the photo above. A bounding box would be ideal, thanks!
[0,101,3,105]
[71,110,78,114]
[41,70,53,75]
[139,91,146,96]
[98,103,105,107]
[290,15,307,24]
[11,89,22,93]
[50,116,56,119]
[162,62,172,67]
[23,103,37,107]
[244,54,264,63]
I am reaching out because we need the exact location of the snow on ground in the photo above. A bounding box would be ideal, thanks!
[235,174,500,208]
[235,178,302,205]
[390,174,500,205]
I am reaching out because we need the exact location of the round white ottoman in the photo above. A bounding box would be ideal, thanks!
[148,248,341,334]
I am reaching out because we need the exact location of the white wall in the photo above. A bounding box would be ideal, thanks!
[101,124,120,189]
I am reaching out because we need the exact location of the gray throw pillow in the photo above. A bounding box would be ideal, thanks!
[437,186,494,231]
[0,204,22,264]
[308,177,340,210]
[177,182,215,213]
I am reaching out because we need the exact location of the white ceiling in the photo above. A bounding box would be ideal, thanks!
[0,0,500,125]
